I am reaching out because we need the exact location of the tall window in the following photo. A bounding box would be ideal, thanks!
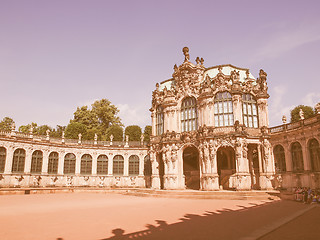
[81,154,92,175]
[242,94,258,128]
[291,142,304,172]
[48,152,59,174]
[181,97,197,132]
[97,154,108,175]
[309,139,320,171]
[12,148,25,173]
[273,145,286,173]
[144,155,152,176]
[0,147,6,173]
[31,150,43,173]
[156,106,164,135]
[214,92,233,127]
[64,153,76,174]
[129,155,139,175]
[113,155,124,175]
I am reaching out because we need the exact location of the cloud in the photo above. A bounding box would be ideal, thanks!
[253,22,320,62]
[302,92,320,106]
[117,103,151,128]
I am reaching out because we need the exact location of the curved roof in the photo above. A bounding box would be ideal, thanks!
[204,64,255,82]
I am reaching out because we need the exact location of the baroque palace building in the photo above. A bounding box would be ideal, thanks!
[0,47,319,191]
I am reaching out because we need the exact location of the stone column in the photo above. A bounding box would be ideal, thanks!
[123,154,129,176]
[139,154,144,176]
[151,112,156,136]
[58,151,64,175]
[24,147,33,173]
[75,152,81,175]
[284,143,292,172]
[301,140,310,171]
[232,94,243,124]
[92,153,97,175]
[41,149,50,174]
[108,153,113,175]
[4,145,14,174]
[257,144,263,173]
[257,98,269,127]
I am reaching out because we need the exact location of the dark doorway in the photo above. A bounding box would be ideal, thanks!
[144,155,152,188]
[217,147,235,189]
[158,153,164,189]
[183,146,200,190]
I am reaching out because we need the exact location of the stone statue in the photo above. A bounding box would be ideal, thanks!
[282,115,287,124]
[110,134,114,142]
[78,133,82,141]
[299,109,304,120]
[94,133,98,141]
[125,135,129,142]
[182,47,190,62]
[11,122,16,131]
[62,131,65,138]
[315,103,320,114]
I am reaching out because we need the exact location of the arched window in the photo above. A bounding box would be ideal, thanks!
[214,92,233,127]
[97,154,108,175]
[129,155,139,175]
[291,142,304,172]
[144,155,152,176]
[309,139,320,171]
[12,148,25,173]
[48,152,59,174]
[273,145,286,173]
[0,147,6,173]
[113,155,124,175]
[31,150,43,173]
[242,94,258,128]
[64,153,76,174]
[181,97,197,132]
[156,106,164,135]
[81,154,92,175]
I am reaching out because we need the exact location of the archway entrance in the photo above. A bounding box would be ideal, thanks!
[183,146,200,190]
[217,147,235,189]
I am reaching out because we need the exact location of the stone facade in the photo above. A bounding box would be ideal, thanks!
[149,47,275,191]
[0,131,148,188]
[269,114,320,189]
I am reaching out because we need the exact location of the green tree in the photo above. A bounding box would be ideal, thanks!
[105,125,123,141]
[290,105,316,123]
[65,122,87,139]
[37,125,52,135]
[18,122,38,134]
[71,99,122,138]
[125,125,142,141]
[50,125,66,138]
[0,117,14,131]
[143,125,152,143]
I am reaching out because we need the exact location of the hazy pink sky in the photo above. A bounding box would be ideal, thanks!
[0,0,319,129]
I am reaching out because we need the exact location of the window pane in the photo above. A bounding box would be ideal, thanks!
[253,116,258,128]
[214,103,218,114]
[249,116,253,127]
[243,104,247,114]
[252,104,257,115]
[215,116,219,126]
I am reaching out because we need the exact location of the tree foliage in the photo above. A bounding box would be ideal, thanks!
[0,117,14,131]
[71,99,122,139]
[65,122,87,139]
[105,125,123,141]
[290,105,316,123]
[125,125,142,141]
[143,125,152,143]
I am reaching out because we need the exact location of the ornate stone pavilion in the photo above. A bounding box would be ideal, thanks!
[149,47,275,191]
[0,47,319,191]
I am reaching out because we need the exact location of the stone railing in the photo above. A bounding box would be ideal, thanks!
[0,130,148,148]
[269,115,320,134]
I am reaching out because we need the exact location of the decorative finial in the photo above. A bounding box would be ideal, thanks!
[195,57,200,65]
[200,58,204,65]
[299,109,304,120]
[182,47,190,62]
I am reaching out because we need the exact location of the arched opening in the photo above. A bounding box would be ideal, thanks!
[291,142,304,172]
[129,155,139,175]
[183,146,200,190]
[217,146,235,189]
[273,145,286,173]
[144,155,152,188]
[157,153,164,189]
[48,152,59,174]
[0,147,6,173]
[308,138,320,171]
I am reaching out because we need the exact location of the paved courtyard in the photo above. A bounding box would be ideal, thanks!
[0,192,318,240]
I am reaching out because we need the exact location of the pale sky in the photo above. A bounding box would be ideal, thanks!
[0,0,319,130]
